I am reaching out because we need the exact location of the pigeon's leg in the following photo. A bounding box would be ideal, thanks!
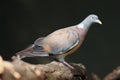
[57,55,74,69]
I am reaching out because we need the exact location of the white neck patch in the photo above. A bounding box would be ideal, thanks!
[77,23,84,29]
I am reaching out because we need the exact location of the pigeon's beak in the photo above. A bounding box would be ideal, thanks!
[96,19,102,24]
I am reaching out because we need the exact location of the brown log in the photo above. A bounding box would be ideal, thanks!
[0,56,88,80]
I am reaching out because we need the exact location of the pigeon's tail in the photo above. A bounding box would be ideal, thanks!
[16,44,49,59]
[16,44,35,59]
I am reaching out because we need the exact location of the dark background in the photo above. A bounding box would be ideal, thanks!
[0,0,120,78]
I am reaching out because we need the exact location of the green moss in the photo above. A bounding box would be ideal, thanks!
[48,76,56,80]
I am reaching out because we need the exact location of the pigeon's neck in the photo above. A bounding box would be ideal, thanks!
[77,19,92,29]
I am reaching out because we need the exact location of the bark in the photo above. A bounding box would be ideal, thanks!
[91,67,120,80]
[0,55,120,80]
[0,56,88,80]
[103,66,120,80]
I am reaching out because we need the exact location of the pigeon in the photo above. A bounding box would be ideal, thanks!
[16,14,102,69]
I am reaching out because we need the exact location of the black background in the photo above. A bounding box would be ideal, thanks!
[0,0,120,78]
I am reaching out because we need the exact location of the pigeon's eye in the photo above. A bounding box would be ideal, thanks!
[92,17,95,19]
[92,16,97,20]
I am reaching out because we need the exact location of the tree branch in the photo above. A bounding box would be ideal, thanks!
[0,56,88,80]
[104,66,120,80]
[0,55,120,80]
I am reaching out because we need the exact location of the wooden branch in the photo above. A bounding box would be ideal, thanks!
[0,56,88,80]
[104,66,120,80]
[91,67,120,80]
[0,55,120,80]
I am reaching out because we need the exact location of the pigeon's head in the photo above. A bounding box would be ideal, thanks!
[77,14,102,29]
[86,14,102,24]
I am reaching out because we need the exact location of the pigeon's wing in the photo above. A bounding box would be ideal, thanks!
[41,27,80,55]
[34,37,44,46]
